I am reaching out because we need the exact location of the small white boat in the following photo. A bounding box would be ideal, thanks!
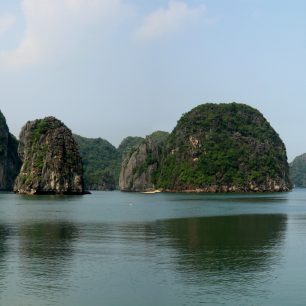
[141,190,162,194]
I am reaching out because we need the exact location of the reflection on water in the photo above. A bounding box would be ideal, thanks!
[18,222,78,295]
[161,214,287,271]
[0,225,9,258]
[0,191,305,305]
[0,225,9,293]
[61,214,287,305]
[169,193,289,203]
[158,214,287,302]
[163,215,287,271]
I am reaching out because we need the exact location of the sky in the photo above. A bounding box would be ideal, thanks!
[0,0,306,161]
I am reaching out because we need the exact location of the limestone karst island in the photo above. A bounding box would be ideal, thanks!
[0,102,293,194]
[120,103,291,192]
[13,117,84,195]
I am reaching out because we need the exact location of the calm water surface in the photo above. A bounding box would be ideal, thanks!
[0,190,306,305]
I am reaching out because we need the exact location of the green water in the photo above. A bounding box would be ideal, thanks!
[0,190,306,305]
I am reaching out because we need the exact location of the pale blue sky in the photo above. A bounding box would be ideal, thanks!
[0,0,305,161]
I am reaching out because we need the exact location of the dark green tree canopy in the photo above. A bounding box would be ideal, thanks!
[155,103,291,192]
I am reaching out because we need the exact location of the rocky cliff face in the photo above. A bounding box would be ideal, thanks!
[119,131,169,192]
[14,117,84,195]
[0,110,21,190]
[290,153,306,187]
[156,103,292,192]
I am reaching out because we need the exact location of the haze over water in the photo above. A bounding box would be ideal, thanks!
[0,190,306,305]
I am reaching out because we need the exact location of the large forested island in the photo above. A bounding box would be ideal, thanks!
[120,103,292,192]
[0,103,293,194]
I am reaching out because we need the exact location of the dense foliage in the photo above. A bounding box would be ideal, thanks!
[118,136,143,160]
[290,154,306,187]
[155,103,291,191]
[74,135,144,190]
[73,135,119,190]
[26,119,63,172]
[0,111,8,155]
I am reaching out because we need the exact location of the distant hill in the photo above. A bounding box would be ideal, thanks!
[74,135,119,190]
[74,134,144,190]
[290,153,306,187]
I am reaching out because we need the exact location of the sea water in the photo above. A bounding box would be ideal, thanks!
[0,190,305,305]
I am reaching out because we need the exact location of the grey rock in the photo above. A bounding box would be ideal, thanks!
[14,117,84,195]
[0,110,21,190]
[119,131,169,192]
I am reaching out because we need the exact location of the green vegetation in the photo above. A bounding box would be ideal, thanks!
[0,110,8,155]
[117,136,143,159]
[74,135,144,190]
[74,133,164,191]
[73,135,119,190]
[148,131,169,144]
[290,153,306,187]
[28,120,59,173]
[31,118,62,144]
[154,103,291,191]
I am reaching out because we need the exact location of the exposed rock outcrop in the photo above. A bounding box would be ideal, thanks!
[119,131,169,192]
[14,117,84,195]
[156,103,292,192]
[0,110,21,190]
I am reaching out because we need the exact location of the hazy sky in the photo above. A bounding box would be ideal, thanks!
[0,0,305,161]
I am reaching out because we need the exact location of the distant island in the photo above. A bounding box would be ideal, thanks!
[290,153,306,187]
[73,134,143,191]
[0,103,293,194]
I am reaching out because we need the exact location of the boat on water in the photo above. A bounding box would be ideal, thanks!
[141,190,162,194]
